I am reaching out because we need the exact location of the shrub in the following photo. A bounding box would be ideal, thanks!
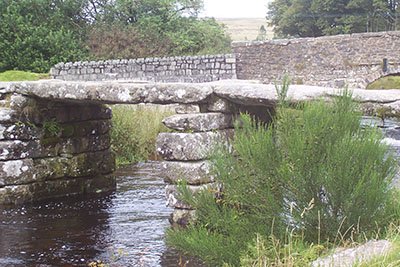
[167,91,399,266]
[87,24,174,60]
[110,104,173,166]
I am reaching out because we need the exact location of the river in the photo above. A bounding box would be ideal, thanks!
[0,162,205,267]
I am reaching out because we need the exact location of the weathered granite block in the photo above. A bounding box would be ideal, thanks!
[33,150,115,181]
[162,113,233,132]
[0,140,39,160]
[156,130,233,161]
[165,183,215,209]
[4,96,112,124]
[0,150,114,187]
[161,161,213,185]
[169,209,196,226]
[207,96,234,113]
[0,123,41,140]
[0,108,18,123]
[41,134,111,156]
[0,174,115,205]
[175,104,201,114]
[60,120,112,138]
[0,133,111,161]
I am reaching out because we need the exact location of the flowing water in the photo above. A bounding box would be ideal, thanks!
[0,162,205,267]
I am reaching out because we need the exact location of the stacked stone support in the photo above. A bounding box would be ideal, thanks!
[156,98,236,226]
[0,93,115,205]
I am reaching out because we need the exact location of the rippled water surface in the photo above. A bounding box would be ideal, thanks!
[0,162,203,267]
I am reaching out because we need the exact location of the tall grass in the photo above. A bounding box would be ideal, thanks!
[110,104,173,166]
[167,91,400,266]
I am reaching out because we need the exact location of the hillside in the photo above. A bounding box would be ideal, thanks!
[216,18,274,42]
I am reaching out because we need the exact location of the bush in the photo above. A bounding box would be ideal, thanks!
[167,91,399,266]
[87,17,231,60]
[87,24,174,60]
[110,104,173,166]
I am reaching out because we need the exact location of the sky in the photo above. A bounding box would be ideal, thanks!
[200,0,269,18]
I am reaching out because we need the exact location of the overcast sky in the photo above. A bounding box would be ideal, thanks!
[200,0,269,18]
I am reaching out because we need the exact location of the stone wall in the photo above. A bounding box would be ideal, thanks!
[0,93,115,205]
[233,31,400,88]
[50,54,237,83]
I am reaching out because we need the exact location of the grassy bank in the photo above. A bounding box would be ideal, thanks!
[110,104,174,166]
[367,75,400,89]
[0,70,49,81]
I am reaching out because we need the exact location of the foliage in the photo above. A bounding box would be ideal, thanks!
[367,75,400,89]
[88,17,230,60]
[275,73,291,104]
[0,0,89,73]
[0,71,49,81]
[267,0,400,37]
[94,0,204,24]
[88,14,231,59]
[110,104,173,166]
[239,234,325,267]
[0,0,231,73]
[87,23,173,60]
[167,91,399,266]
[255,25,267,41]
[42,119,62,138]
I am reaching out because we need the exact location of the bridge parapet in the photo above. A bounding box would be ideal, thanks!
[50,54,237,83]
[233,31,400,88]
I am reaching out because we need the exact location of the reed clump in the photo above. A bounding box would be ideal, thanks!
[111,104,173,165]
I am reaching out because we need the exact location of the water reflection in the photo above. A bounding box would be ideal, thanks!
[0,194,113,266]
[0,162,204,266]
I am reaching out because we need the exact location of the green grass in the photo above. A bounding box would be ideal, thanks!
[0,70,49,81]
[111,104,174,166]
[367,75,400,89]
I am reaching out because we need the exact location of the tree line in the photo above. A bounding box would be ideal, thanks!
[268,0,399,37]
[0,0,231,73]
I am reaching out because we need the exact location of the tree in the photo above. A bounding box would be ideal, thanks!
[0,0,231,73]
[0,0,88,72]
[256,25,267,40]
[0,0,230,72]
[99,0,204,24]
[267,0,400,37]
[86,0,231,59]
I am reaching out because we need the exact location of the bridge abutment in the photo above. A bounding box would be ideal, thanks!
[0,92,115,204]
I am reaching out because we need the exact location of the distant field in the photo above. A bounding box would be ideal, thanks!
[217,18,274,42]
